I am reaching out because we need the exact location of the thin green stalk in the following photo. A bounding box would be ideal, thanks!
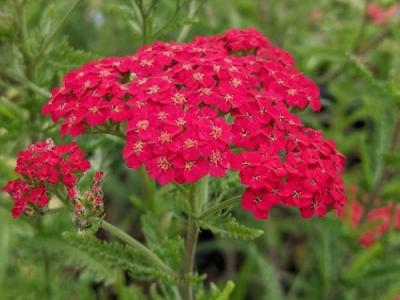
[192,176,209,215]
[181,217,199,300]
[142,16,152,44]
[177,0,198,42]
[39,0,82,55]
[140,167,156,210]
[134,0,152,44]
[181,176,209,300]
[100,219,177,278]
[35,217,52,300]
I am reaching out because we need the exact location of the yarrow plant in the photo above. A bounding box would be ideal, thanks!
[41,28,345,219]
[3,28,347,299]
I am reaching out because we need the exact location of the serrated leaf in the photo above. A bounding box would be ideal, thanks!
[63,231,170,282]
[199,214,263,240]
[158,237,184,270]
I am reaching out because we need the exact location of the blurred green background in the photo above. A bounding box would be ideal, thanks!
[0,0,400,299]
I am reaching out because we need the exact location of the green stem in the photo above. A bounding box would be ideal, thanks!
[35,217,51,299]
[140,167,156,210]
[181,176,209,300]
[135,0,152,44]
[39,0,82,55]
[100,220,177,278]
[182,218,198,300]
[177,0,198,42]
[142,16,152,44]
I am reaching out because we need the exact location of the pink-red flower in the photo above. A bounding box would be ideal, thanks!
[43,29,346,220]
[2,139,91,218]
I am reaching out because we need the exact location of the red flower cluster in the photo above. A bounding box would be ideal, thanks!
[42,29,345,219]
[367,2,398,25]
[2,139,90,218]
[344,186,400,248]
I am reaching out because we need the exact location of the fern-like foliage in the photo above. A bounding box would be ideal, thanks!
[199,214,263,240]
[63,231,172,283]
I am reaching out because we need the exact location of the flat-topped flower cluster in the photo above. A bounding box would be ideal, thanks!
[39,29,345,219]
[3,139,90,218]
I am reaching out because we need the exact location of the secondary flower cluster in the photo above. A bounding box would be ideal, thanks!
[343,186,400,248]
[42,28,345,219]
[3,139,90,218]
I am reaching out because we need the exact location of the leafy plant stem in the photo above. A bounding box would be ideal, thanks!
[99,219,177,278]
[181,176,209,300]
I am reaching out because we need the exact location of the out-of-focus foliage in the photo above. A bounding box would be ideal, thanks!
[0,0,399,299]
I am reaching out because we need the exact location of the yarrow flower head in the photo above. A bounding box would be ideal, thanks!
[2,139,90,218]
[42,28,346,219]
